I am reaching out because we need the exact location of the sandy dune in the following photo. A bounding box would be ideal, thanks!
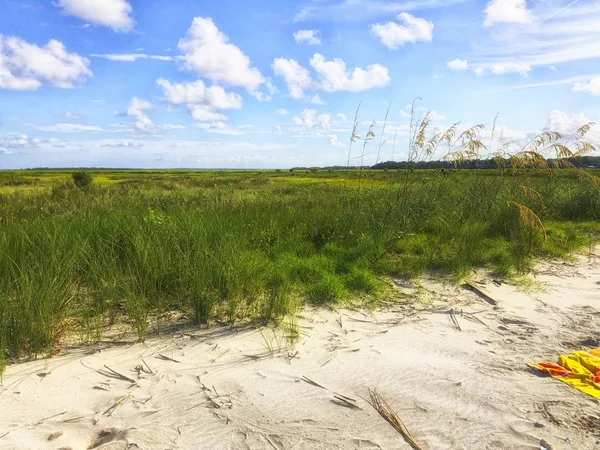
[1,249,599,449]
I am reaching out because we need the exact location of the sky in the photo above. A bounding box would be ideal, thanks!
[0,0,599,169]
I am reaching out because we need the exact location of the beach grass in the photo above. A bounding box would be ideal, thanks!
[1,115,599,372]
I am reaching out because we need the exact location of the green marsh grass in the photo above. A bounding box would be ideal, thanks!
[0,116,599,373]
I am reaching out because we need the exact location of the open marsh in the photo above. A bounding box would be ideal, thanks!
[1,168,599,371]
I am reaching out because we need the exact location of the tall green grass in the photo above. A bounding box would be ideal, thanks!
[0,165,599,372]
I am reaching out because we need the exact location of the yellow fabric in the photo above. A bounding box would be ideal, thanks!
[529,348,600,400]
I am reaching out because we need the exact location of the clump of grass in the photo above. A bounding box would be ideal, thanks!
[72,171,93,189]
[345,267,380,294]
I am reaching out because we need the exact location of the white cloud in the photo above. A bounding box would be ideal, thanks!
[294,29,322,45]
[64,112,83,120]
[474,67,485,76]
[57,0,134,32]
[498,74,600,91]
[371,13,433,50]
[197,121,244,135]
[274,55,389,97]
[484,0,532,27]
[157,78,242,123]
[250,91,272,102]
[276,108,290,116]
[34,123,103,133]
[0,35,91,90]
[265,80,279,96]
[400,105,446,122]
[178,17,264,92]
[337,113,347,121]
[490,61,531,76]
[429,110,446,121]
[294,0,470,22]
[90,53,173,62]
[544,109,599,140]
[0,133,38,149]
[293,109,332,133]
[311,94,327,105]
[160,124,186,130]
[474,2,600,71]
[309,53,390,92]
[273,57,314,99]
[101,140,144,148]
[446,59,468,71]
[188,107,228,122]
[127,98,154,133]
[157,79,242,109]
[328,134,345,147]
[573,77,600,96]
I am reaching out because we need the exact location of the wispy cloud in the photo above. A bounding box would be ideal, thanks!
[33,123,103,133]
[90,53,173,62]
[294,0,472,22]
[499,73,600,91]
[473,1,600,73]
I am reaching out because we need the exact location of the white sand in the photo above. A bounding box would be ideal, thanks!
[1,249,600,450]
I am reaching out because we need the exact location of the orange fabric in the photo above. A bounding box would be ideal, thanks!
[529,348,600,400]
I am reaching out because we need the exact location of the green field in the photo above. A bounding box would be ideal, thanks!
[1,167,599,373]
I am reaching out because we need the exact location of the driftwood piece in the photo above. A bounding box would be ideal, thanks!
[464,280,498,306]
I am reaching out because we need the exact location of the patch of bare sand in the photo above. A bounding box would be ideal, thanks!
[1,249,600,449]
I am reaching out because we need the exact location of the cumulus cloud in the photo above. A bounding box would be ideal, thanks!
[188,107,227,122]
[491,61,531,76]
[273,58,314,99]
[178,17,264,93]
[0,133,38,150]
[34,123,103,133]
[274,54,390,97]
[309,53,390,92]
[573,77,600,96]
[276,108,290,116]
[157,78,242,123]
[447,59,468,71]
[57,0,134,32]
[484,0,532,27]
[0,35,91,90]
[293,29,321,45]
[311,94,327,105]
[127,98,154,133]
[544,109,599,141]
[91,53,173,62]
[157,79,242,109]
[328,134,345,147]
[371,13,433,50]
[293,109,332,133]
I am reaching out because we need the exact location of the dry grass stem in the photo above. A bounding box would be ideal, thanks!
[368,389,424,450]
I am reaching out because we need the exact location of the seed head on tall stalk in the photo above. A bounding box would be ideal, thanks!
[357,121,376,200]
[345,103,362,187]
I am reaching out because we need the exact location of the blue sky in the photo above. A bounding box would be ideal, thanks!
[0,0,599,169]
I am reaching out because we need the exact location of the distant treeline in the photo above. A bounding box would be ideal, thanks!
[370,156,600,170]
[20,155,600,172]
[290,156,600,172]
